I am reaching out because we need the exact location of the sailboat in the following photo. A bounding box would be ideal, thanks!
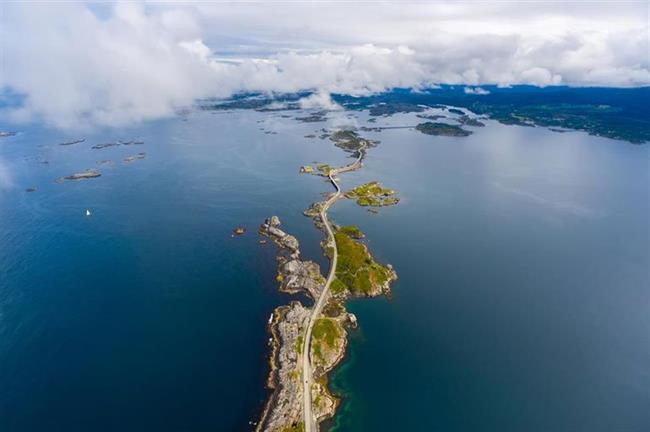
[85,209,91,216]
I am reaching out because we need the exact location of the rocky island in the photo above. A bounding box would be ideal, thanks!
[256,130,397,432]
[59,170,101,181]
[59,138,85,146]
[345,181,399,207]
[415,121,472,137]
[124,152,146,163]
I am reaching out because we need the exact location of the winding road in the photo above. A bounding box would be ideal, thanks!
[302,146,365,432]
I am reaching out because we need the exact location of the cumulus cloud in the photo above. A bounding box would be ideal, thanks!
[298,91,342,111]
[0,3,225,128]
[0,1,647,129]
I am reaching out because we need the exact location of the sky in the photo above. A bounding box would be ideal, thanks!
[0,1,648,129]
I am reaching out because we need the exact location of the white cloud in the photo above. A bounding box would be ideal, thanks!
[0,1,647,129]
[298,92,342,111]
[464,87,490,95]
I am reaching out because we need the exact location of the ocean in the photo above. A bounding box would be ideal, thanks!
[1,107,648,431]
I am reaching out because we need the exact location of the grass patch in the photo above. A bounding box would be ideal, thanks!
[338,225,364,239]
[330,278,348,295]
[334,230,393,296]
[313,318,340,348]
[282,422,304,432]
[345,181,399,207]
[316,163,332,175]
[294,335,304,354]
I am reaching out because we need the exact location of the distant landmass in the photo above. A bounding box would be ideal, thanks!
[199,86,650,144]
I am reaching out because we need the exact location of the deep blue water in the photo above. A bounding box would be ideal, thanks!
[1,108,648,431]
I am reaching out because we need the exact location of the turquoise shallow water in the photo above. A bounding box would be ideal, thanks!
[0,108,648,431]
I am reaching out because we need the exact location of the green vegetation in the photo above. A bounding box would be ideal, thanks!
[316,163,332,175]
[382,197,399,206]
[468,102,649,143]
[330,278,347,295]
[415,122,472,137]
[294,335,304,354]
[313,318,340,347]
[417,114,446,121]
[323,299,345,317]
[338,225,364,239]
[329,129,374,152]
[459,115,486,127]
[281,422,304,432]
[368,102,425,116]
[312,318,343,363]
[345,182,399,207]
[334,230,394,296]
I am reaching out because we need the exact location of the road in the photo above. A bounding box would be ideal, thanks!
[302,147,365,432]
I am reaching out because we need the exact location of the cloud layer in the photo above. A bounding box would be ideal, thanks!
[0,1,647,128]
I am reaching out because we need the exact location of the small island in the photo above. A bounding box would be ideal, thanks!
[458,115,486,127]
[345,181,399,207]
[59,138,85,146]
[415,121,473,137]
[448,108,465,115]
[295,111,327,123]
[60,170,101,181]
[92,142,120,150]
[124,152,146,163]
[329,129,378,153]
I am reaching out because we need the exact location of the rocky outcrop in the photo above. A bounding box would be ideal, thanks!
[257,217,330,432]
[260,216,300,258]
[260,216,325,300]
[279,259,324,299]
[257,302,309,432]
